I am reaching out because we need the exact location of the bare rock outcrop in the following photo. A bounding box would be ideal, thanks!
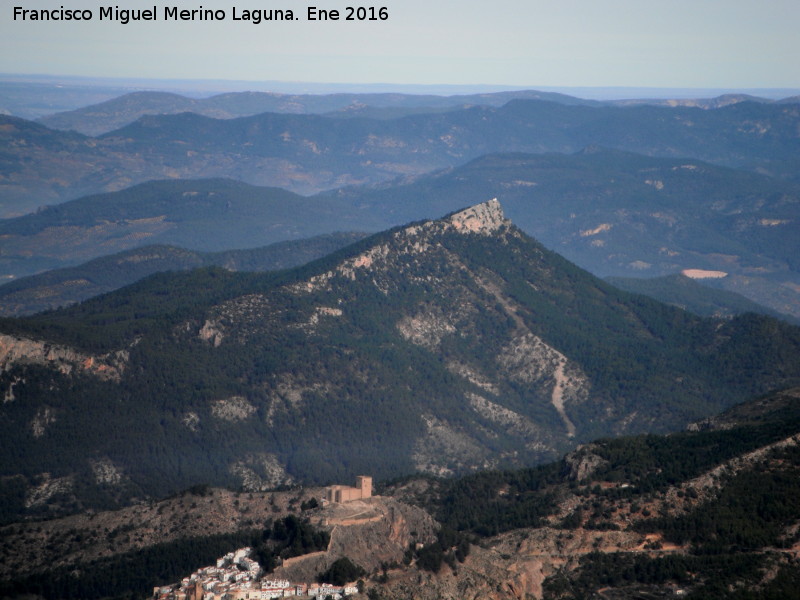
[0,333,126,381]
[291,199,509,296]
[563,444,608,481]
[271,497,438,583]
[444,198,508,235]
[229,453,294,491]
[211,396,257,422]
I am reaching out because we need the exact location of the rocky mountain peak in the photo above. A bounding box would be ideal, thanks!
[444,198,507,235]
[292,199,510,292]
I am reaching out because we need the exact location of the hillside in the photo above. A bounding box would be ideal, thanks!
[330,149,800,320]
[382,386,800,600]
[2,387,799,600]
[0,178,380,279]
[3,98,800,213]
[326,149,800,319]
[606,273,799,324]
[327,148,800,272]
[0,115,138,216]
[98,99,800,186]
[0,233,367,316]
[1,200,800,524]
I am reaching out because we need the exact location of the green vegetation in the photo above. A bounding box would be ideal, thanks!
[317,557,366,586]
[543,552,767,600]
[404,527,471,574]
[6,103,800,301]
[253,515,331,572]
[0,176,382,280]
[2,208,800,526]
[638,447,800,552]
[435,463,562,536]
[0,233,366,317]
[606,274,797,324]
[3,389,800,600]
[536,390,800,598]
[589,414,800,493]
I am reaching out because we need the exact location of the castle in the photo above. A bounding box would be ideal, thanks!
[325,475,372,503]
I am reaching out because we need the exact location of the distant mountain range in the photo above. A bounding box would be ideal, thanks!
[3,98,799,214]
[32,89,800,137]
[3,75,798,118]
[35,89,598,136]
[0,178,381,278]
[2,81,800,600]
[3,149,798,320]
[2,201,799,523]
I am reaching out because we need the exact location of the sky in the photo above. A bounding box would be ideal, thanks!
[2,0,799,90]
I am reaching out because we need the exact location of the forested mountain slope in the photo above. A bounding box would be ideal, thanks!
[0,178,379,279]
[380,386,800,600]
[1,200,799,524]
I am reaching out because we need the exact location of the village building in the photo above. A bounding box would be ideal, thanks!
[153,548,358,600]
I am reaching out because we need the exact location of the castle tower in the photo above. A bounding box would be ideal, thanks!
[356,475,372,499]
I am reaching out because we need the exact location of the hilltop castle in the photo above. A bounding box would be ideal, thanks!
[325,475,372,503]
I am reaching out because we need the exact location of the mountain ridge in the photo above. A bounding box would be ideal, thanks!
[35,88,599,136]
[606,273,799,324]
[0,233,368,316]
[3,98,799,214]
[33,88,799,138]
[3,148,799,321]
[2,200,800,525]
[0,178,381,279]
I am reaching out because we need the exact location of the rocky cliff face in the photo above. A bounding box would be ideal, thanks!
[444,198,507,234]
[272,497,438,583]
[0,333,127,381]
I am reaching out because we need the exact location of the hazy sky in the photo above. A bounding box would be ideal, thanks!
[2,0,799,89]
